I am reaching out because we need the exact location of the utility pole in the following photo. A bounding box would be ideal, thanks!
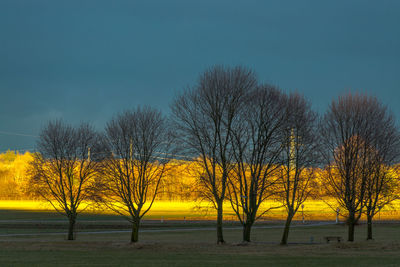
[130,138,133,161]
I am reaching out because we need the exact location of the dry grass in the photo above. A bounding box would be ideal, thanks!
[0,222,400,266]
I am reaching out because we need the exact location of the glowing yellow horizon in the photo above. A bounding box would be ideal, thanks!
[1,199,399,221]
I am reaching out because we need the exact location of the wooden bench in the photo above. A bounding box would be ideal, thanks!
[324,236,342,243]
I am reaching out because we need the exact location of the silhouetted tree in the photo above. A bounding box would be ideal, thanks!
[362,103,400,240]
[96,107,172,243]
[278,93,319,245]
[228,85,286,242]
[320,93,389,242]
[171,65,256,244]
[30,120,101,240]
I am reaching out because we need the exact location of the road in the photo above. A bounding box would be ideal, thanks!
[0,221,336,237]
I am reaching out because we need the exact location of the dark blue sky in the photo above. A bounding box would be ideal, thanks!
[1,0,399,151]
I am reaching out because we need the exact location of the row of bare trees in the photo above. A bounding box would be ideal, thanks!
[172,66,321,245]
[30,108,173,242]
[29,65,400,244]
[172,66,400,244]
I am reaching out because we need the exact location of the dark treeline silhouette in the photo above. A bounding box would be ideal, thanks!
[320,94,400,241]
[228,85,287,243]
[28,65,400,244]
[277,94,320,245]
[94,107,173,243]
[29,120,103,240]
[171,65,257,244]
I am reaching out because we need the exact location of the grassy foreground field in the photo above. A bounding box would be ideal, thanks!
[0,209,400,266]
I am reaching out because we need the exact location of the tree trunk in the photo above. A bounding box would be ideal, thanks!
[348,213,355,242]
[242,220,253,242]
[216,200,225,244]
[67,216,76,240]
[280,214,293,245]
[367,214,373,240]
[131,219,140,243]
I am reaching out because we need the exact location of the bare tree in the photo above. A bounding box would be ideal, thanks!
[320,93,388,242]
[362,104,400,240]
[278,93,319,245]
[95,107,171,243]
[171,65,256,244]
[227,85,286,242]
[29,120,101,240]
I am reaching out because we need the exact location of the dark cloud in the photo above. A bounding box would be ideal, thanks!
[0,0,399,151]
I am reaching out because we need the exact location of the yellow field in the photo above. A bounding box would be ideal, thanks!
[1,199,400,221]
[1,151,400,222]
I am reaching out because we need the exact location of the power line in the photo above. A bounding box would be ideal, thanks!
[153,151,193,160]
[0,149,192,161]
[0,131,38,138]
[0,130,193,160]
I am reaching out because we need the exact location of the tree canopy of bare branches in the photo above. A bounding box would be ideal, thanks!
[278,93,320,245]
[320,93,400,241]
[361,99,400,240]
[171,65,257,244]
[29,120,101,240]
[228,85,287,242]
[96,107,172,243]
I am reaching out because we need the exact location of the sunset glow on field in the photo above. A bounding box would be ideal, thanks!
[1,1,400,265]
[1,199,400,221]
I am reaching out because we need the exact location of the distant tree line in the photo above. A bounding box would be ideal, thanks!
[7,65,400,244]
